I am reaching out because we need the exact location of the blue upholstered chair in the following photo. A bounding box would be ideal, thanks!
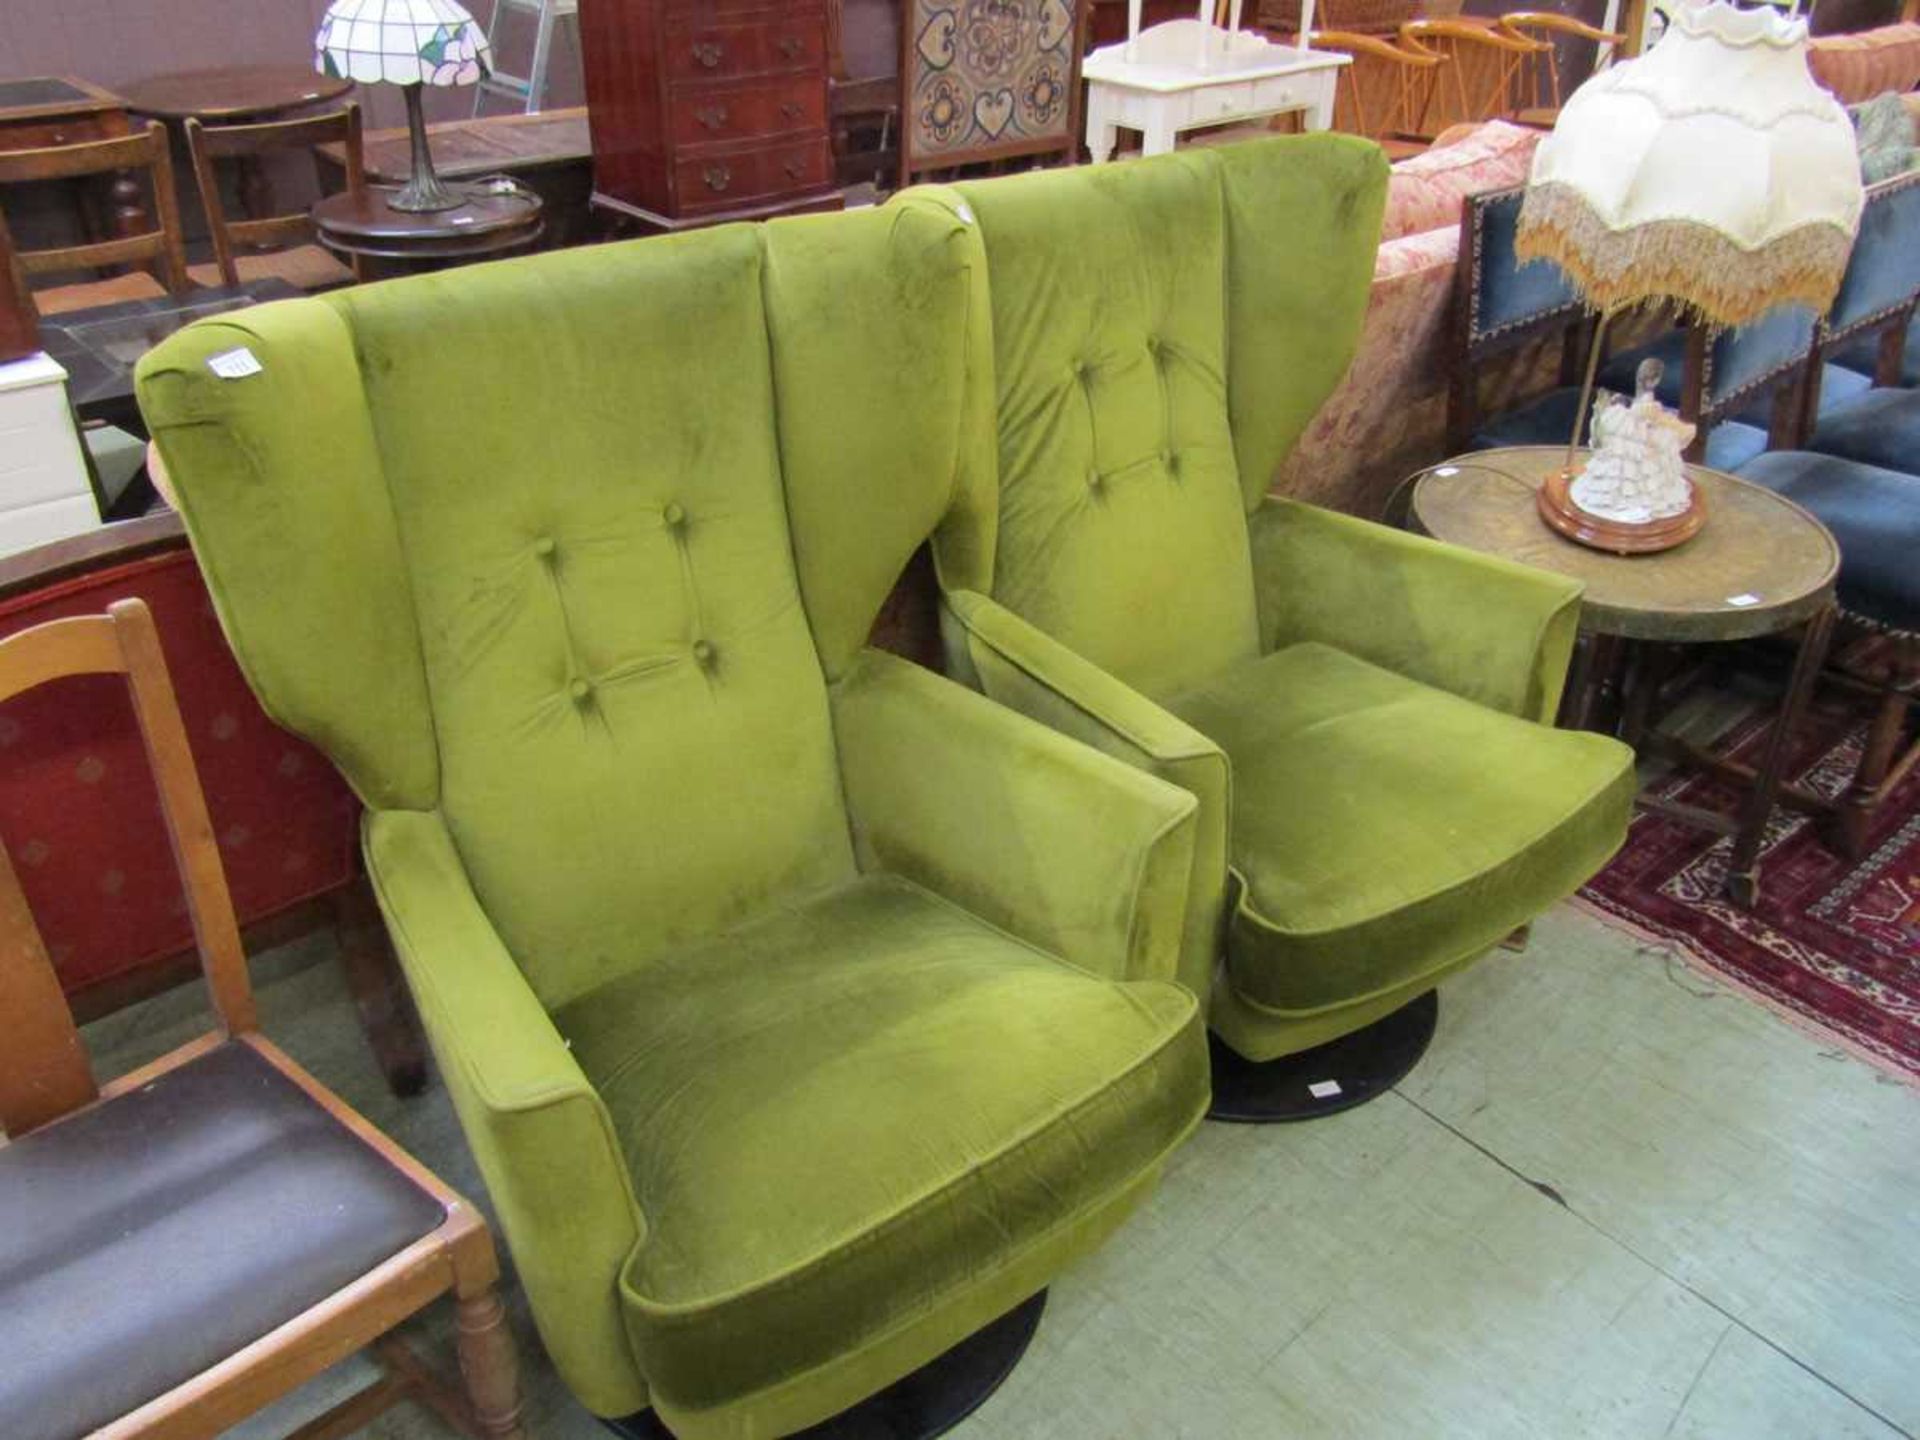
[1823,169,1920,394]
[1450,186,1773,471]
[1832,325,1920,389]
[1596,303,1850,465]
[1735,173,1920,857]
[1797,170,1920,475]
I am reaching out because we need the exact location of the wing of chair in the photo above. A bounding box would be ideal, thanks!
[899,135,1636,1119]
[134,207,1210,1439]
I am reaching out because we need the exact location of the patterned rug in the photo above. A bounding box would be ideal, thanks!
[1576,702,1920,1085]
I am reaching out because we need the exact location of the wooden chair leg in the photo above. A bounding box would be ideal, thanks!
[330,875,430,1098]
[456,1287,528,1440]
[1833,685,1910,859]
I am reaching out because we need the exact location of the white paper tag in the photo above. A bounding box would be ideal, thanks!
[206,347,262,380]
[1726,593,1761,608]
[1308,1079,1343,1100]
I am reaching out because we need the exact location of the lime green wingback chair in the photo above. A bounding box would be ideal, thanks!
[133,210,1211,1438]
[903,136,1637,1116]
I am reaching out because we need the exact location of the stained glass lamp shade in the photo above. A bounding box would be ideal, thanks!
[315,0,494,212]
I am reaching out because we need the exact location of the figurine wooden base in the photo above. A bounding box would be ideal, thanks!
[1536,467,1706,554]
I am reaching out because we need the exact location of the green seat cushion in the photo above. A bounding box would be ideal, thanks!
[1168,642,1633,1016]
[553,872,1207,1417]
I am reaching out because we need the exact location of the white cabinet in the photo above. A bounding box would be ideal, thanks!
[0,354,103,558]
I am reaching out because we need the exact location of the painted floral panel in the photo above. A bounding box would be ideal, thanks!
[909,0,1078,163]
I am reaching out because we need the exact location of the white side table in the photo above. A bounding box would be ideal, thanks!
[0,353,103,558]
[1083,20,1349,161]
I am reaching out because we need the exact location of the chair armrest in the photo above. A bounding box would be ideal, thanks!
[364,808,650,1418]
[832,648,1197,989]
[937,589,1229,1003]
[1249,497,1584,725]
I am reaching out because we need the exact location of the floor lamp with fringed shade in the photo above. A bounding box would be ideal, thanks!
[1515,0,1863,552]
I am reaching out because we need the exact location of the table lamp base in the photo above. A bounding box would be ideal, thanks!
[1536,466,1706,555]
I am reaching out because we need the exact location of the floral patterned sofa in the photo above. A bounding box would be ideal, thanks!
[1273,120,1550,518]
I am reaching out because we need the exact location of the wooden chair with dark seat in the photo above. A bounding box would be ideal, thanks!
[1496,11,1625,128]
[827,0,901,189]
[0,597,526,1440]
[1400,18,1551,134]
[185,105,365,292]
[1309,27,1448,157]
[0,121,188,316]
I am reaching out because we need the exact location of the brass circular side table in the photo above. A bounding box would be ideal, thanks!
[1408,445,1839,907]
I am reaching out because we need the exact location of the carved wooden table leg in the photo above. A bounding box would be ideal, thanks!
[1725,602,1835,908]
[456,1288,528,1440]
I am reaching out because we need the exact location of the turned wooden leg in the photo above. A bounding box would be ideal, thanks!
[1726,604,1834,908]
[331,876,430,1098]
[1834,686,1909,859]
[456,1288,527,1440]
[109,170,149,243]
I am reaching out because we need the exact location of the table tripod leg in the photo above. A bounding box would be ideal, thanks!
[1724,603,1834,908]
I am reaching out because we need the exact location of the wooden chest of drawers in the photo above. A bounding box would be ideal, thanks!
[580,0,841,230]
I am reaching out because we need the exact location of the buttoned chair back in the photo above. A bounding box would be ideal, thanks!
[137,219,970,1012]
[136,206,1216,1436]
[919,136,1388,701]
[904,135,1635,1081]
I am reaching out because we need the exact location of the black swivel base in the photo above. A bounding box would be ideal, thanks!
[1207,989,1439,1124]
[604,1290,1046,1440]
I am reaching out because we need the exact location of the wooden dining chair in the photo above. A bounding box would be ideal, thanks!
[0,122,189,317]
[0,597,525,1440]
[185,105,365,292]
[1400,18,1551,134]
[1497,11,1625,127]
[1309,28,1448,157]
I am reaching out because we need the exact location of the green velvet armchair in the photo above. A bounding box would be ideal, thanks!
[134,211,1211,1438]
[902,136,1637,1114]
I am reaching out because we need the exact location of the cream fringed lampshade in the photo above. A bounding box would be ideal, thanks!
[315,0,493,212]
[1517,0,1863,326]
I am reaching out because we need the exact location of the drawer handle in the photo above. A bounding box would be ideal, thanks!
[692,41,724,68]
[780,101,802,121]
[783,157,806,180]
[695,103,729,130]
[775,35,803,58]
[704,164,732,192]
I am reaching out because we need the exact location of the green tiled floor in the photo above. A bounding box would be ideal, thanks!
[85,904,1920,1440]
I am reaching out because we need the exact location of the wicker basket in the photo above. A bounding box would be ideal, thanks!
[1257,0,1421,35]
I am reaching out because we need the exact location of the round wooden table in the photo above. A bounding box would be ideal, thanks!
[119,65,353,124]
[1408,445,1839,907]
[313,181,545,279]
[122,64,354,220]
